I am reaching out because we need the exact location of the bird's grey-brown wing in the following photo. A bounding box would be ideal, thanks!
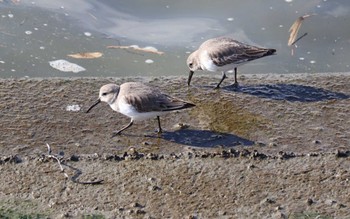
[205,38,276,67]
[122,83,195,112]
[154,94,195,112]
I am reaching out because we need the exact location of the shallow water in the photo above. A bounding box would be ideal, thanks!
[0,0,349,78]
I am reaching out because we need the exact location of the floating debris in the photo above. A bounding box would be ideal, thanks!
[288,14,315,56]
[107,45,164,55]
[288,14,313,46]
[145,59,154,64]
[67,52,103,59]
[84,32,92,37]
[49,59,86,73]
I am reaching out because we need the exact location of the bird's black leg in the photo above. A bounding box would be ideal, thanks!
[232,67,239,87]
[112,119,133,137]
[215,72,227,89]
[156,116,163,134]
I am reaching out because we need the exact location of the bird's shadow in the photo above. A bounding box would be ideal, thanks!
[155,129,254,147]
[222,83,349,102]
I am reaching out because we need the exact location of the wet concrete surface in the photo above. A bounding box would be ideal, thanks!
[0,73,349,218]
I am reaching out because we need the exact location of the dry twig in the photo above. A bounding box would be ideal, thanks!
[45,143,68,178]
[44,143,103,185]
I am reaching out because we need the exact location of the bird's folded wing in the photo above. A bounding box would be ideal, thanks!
[209,45,270,67]
[125,93,194,113]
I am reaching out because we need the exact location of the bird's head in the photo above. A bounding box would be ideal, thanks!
[86,84,120,113]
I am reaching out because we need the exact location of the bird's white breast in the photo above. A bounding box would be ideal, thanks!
[200,50,218,72]
[200,50,240,72]
[111,97,166,121]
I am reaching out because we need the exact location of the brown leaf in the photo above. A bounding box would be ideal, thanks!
[288,14,313,46]
[67,52,103,59]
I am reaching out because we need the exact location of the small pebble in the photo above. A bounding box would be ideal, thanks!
[136,209,146,214]
[173,123,190,130]
[126,209,134,215]
[306,198,314,205]
[148,177,156,182]
[70,155,79,161]
[275,206,283,210]
[337,203,346,208]
[130,202,143,208]
[247,164,256,169]
[312,140,321,144]
[256,142,266,147]
[265,198,276,204]
[269,142,277,147]
[325,199,337,206]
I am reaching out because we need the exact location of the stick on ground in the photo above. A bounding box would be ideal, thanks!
[44,143,103,185]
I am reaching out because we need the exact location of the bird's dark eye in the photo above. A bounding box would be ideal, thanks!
[102,92,107,96]
[189,62,193,68]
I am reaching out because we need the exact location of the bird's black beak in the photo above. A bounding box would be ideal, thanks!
[187,70,194,86]
[86,99,101,113]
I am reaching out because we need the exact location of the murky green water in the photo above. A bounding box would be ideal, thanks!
[0,0,349,78]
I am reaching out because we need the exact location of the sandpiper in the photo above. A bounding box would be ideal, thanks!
[86,82,195,136]
[187,37,276,88]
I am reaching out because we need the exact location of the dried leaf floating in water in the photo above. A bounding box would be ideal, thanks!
[67,52,103,59]
[107,45,164,55]
[49,59,86,73]
[288,17,304,46]
[288,14,313,46]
